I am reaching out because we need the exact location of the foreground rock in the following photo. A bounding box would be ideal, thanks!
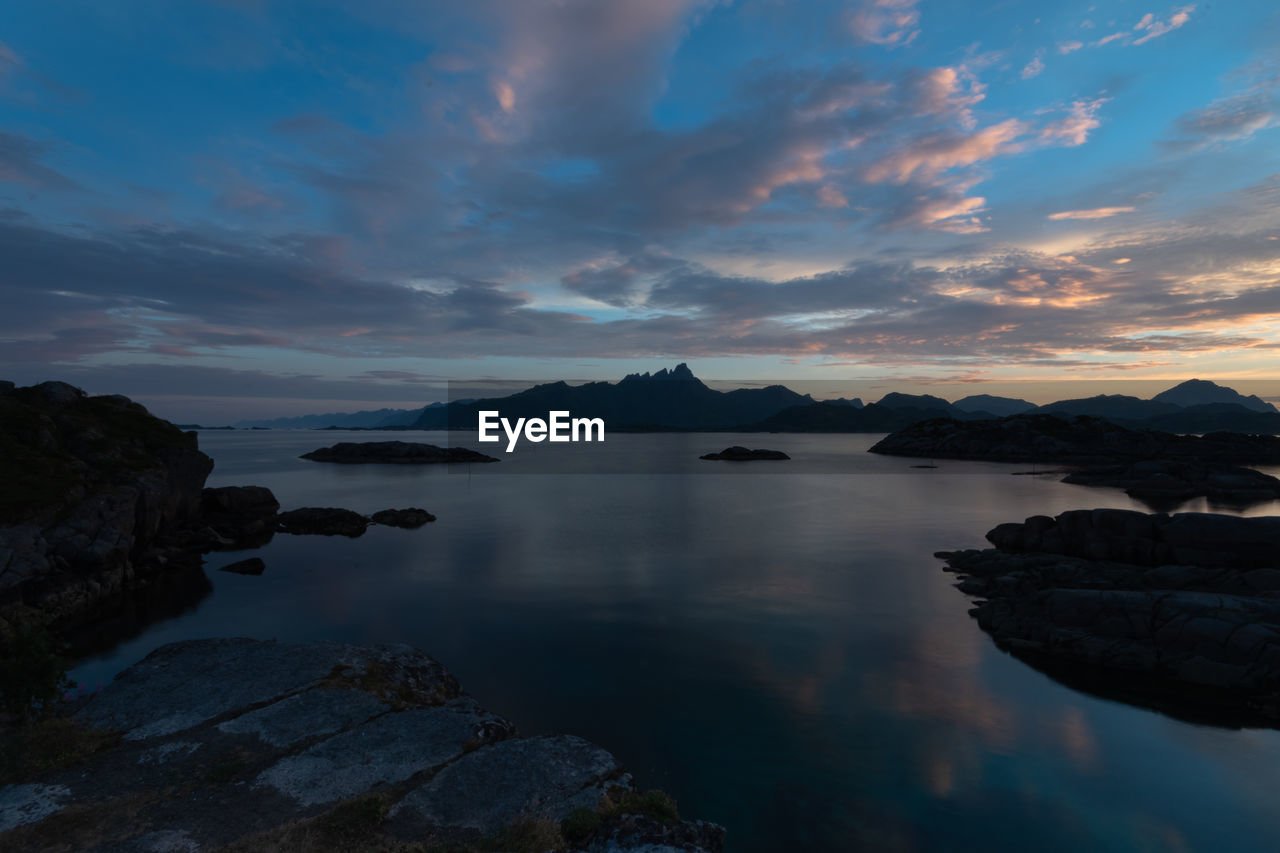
[0,382,213,627]
[872,414,1280,507]
[301,441,499,464]
[699,446,790,461]
[0,639,724,852]
[939,509,1280,724]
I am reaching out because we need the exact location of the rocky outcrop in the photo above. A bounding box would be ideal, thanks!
[939,509,1280,724]
[276,507,370,538]
[301,441,499,464]
[871,414,1280,507]
[371,508,436,528]
[870,414,1280,465]
[0,639,724,852]
[1060,460,1280,507]
[985,509,1280,569]
[699,446,790,461]
[199,485,280,548]
[0,382,213,627]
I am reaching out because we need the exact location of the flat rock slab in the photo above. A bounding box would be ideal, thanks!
[387,734,624,837]
[3,639,722,852]
[216,687,389,749]
[256,699,508,806]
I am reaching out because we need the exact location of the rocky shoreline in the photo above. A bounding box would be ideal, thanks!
[0,638,725,851]
[1,381,724,851]
[871,414,1280,507]
[0,382,447,628]
[938,509,1280,725]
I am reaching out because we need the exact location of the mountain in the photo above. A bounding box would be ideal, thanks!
[412,363,812,430]
[1152,379,1278,413]
[235,404,438,430]
[874,392,961,416]
[1033,394,1182,421]
[744,401,964,432]
[952,394,1035,417]
[820,397,864,408]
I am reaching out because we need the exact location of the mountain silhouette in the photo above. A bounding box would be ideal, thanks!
[1152,378,1278,413]
[241,368,1278,435]
[412,363,811,430]
[953,394,1035,417]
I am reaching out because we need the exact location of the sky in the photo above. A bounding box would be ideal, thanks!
[1,0,1278,420]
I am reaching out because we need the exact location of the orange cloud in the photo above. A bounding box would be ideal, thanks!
[1048,206,1136,220]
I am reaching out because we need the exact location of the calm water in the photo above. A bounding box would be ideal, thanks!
[71,431,1280,851]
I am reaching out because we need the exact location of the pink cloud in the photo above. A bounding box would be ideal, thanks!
[865,118,1025,184]
[1040,98,1107,146]
[850,0,921,48]
[1133,6,1195,45]
[1047,206,1136,221]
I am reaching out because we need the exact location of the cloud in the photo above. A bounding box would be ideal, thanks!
[1057,41,1083,55]
[1165,93,1277,151]
[0,132,81,191]
[1094,5,1195,48]
[1048,206,1137,221]
[1039,98,1107,147]
[1021,56,1045,80]
[1133,6,1195,45]
[865,119,1026,184]
[850,0,921,48]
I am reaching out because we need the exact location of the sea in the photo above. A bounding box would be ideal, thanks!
[68,430,1280,852]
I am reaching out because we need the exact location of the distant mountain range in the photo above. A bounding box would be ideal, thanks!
[217,369,1279,434]
[412,363,813,430]
[233,403,444,430]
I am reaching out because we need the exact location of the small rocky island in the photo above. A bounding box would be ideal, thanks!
[301,441,499,464]
[699,446,790,461]
[939,509,1280,725]
[871,414,1280,506]
[0,639,724,851]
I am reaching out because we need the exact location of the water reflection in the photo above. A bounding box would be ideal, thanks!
[64,431,1280,852]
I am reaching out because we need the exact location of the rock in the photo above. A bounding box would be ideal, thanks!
[940,509,1280,725]
[0,639,723,852]
[276,507,370,537]
[1062,460,1280,508]
[300,441,499,464]
[871,414,1280,508]
[371,508,436,528]
[0,381,214,626]
[200,485,280,547]
[217,557,265,575]
[870,413,1280,465]
[385,735,624,838]
[699,446,790,461]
